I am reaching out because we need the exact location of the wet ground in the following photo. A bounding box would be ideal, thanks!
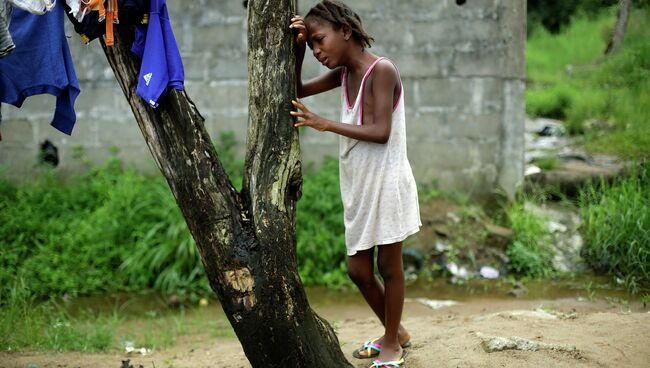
[2,278,648,368]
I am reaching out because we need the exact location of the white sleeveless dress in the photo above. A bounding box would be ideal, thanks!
[339,57,421,256]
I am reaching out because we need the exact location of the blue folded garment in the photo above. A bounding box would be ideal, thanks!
[131,0,184,108]
[0,1,80,135]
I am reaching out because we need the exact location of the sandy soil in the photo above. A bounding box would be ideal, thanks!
[2,297,649,368]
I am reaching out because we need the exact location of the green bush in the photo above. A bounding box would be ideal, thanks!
[526,85,573,120]
[580,165,650,293]
[0,156,152,299]
[296,157,349,288]
[505,202,555,278]
[526,9,650,159]
[0,134,353,301]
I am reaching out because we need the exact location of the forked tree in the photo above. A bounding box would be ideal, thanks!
[101,0,354,366]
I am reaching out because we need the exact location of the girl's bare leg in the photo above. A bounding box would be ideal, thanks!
[347,245,409,358]
[375,242,405,362]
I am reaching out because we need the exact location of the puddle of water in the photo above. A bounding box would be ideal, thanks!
[64,274,641,319]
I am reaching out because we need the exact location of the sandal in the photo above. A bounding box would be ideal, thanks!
[369,350,408,367]
[353,338,382,359]
[352,338,412,359]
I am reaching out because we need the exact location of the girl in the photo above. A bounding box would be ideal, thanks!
[290,1,421,367]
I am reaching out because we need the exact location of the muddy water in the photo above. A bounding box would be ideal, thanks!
[65,274,644,320]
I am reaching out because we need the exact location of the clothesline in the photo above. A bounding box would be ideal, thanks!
[0,0,185,139]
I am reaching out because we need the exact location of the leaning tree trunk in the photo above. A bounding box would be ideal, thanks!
[100,0,353,366]
[605,0,632,55]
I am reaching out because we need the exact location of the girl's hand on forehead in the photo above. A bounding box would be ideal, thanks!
[290,15,308,44]
[291,99,329,132]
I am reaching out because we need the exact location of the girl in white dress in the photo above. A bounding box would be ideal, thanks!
[290,1,421,367]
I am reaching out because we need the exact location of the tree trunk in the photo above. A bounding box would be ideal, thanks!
[605,0,632,55]
[100,1,353,366]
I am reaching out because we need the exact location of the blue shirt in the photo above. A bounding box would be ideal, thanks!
[132,0,184,108]
[0,2,80,135]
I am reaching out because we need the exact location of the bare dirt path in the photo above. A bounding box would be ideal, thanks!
[2,297,648,368]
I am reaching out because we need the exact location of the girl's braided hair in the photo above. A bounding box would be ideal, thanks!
[306,0,375,49]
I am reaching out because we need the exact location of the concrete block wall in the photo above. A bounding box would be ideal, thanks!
[0,0,525,197]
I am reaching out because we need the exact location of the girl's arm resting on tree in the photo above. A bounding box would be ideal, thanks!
[291,99,391,144]
[291,62,398,144]
[297,68,343,98]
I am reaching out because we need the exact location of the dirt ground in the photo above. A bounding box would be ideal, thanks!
[2,296,649,368]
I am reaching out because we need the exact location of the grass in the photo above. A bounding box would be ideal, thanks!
[0,279,119,352]
[504,200,556,278]
[0,279,234,352]
[0,133,351,302]
[579,165,650,294]
[531,156,561,171]
[526,8,650,159]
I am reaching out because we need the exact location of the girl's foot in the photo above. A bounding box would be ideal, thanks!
[353,329,411,359]
[375,342,403,365]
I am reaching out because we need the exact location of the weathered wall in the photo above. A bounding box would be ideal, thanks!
[0,0,525,197]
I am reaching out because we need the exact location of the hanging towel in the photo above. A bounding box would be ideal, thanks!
[131,0,183,108]
[0,0,15,57]
[7,0,55,15]
[0,2,80,135]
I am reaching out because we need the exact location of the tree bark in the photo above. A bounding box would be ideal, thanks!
[605,0,632,55]
[100,1,353,366]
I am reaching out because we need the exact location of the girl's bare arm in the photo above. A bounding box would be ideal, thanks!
[291,61,399,144]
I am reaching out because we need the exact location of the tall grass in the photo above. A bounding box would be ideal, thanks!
[580,165,650,293]
[505,202,556,278]
[0,133,351,302]
[526,8,650,159]
[0,279,119,352]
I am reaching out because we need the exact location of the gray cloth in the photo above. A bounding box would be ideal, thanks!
[0,0,15,58]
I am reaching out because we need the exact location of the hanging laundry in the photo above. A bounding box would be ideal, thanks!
[66,0,79,19]
[0,2,80,135]
[0,0,15,58]
[62,0,148,45]
[131,0,183,108]
[6,0,55,15]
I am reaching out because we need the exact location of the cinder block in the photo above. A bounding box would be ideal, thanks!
[0,118,35,148]
[448,112,502,139]
[406,111,449,142]
[391,50,455,78]
[207,55,249,81]
[194,23,246,54]
[185,81,249,118]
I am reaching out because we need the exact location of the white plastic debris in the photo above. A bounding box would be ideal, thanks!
[123,341,149,355]
[447,262,469,278]
[416,298,459,310]
[525,165,542,176]
[446,211,461,223]
[124,341,135,353]
[479,266,500,279]
[548,221,567,233]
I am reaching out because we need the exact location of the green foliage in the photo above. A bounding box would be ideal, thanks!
[0,278,119,352]
[296,157,349,288]
[579,165,650,293]
[526,9,650,159]
[0,156,158,300]
[531,156,560,171]
[525,85,573,120]
[0,133,354,300]
[0,133,243,302]
[505,202,555,278]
